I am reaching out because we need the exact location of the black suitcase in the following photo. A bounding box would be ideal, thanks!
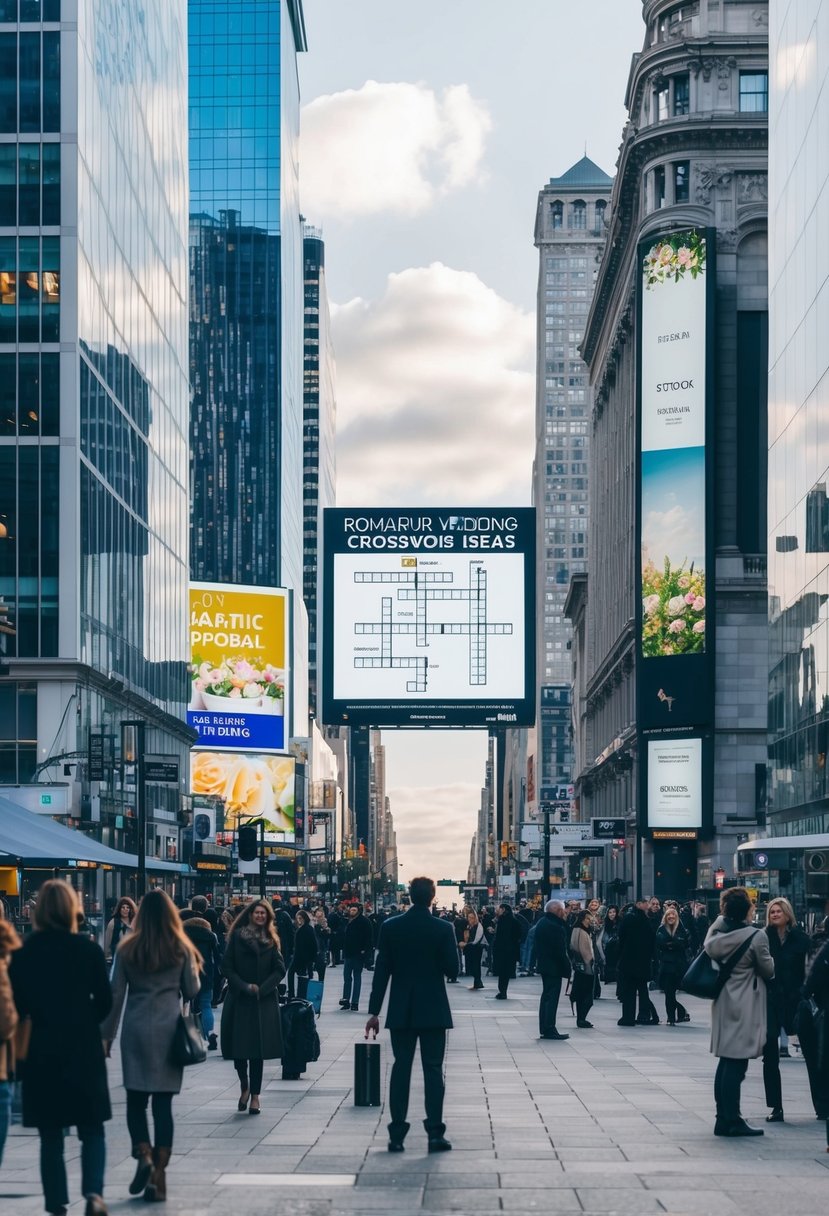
[354,1040,381,1106]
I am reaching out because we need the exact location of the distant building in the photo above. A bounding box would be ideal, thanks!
[533,156,612,803]
[579,0,769,898]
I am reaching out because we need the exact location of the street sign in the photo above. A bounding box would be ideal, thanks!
[591,817,626,839]
[144,755,180,785]
[562,845,605,856]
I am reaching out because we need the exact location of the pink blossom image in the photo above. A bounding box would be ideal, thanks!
[685,592,696,605]
[643,594,660,615]
[668,619,686,633]
[676,246,692,266]
[227,687,242,698]
[693,597,705,611]
[693,620,706,634]
[667,595,687,616]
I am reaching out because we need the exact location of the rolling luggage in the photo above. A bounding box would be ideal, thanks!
[354,1040,381,1106]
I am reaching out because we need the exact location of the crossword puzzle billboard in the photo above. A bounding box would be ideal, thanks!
[321,508,535,728]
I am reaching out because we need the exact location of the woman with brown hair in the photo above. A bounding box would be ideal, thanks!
[9,879,112,1216]
[220,900,286,1114]
[569,910,595,1028]
[103,896,137,964]
[0,902,20,1165]
[101,888,201,1203]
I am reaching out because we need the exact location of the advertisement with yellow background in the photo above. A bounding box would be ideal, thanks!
[187,582,290,751]
[190,751,295,838]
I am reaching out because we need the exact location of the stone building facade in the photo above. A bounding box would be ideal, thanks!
[579,0,769,897]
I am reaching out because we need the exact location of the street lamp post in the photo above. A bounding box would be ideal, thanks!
[121,720,146,899]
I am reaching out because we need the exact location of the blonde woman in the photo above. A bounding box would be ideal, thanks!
[655,905,692,1025]
[461,909,485,990]
[102,889,201,1203]
[9,880,112,1216]
[763,897,809,1123]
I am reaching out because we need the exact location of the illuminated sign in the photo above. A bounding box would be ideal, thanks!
[322,508,535,727]
[190,751,295,842]
[647,737,702,831]
[187,582,290,751]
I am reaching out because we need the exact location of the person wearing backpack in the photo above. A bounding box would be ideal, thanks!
[704,887,774,1138]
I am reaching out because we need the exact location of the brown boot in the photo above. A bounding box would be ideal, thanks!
[144,1147,171,1203]
[129,1142,153,1195]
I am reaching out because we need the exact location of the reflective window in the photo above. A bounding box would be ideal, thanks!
[740,72,768,112]
[674,73,690,116]
[675,160,690,203]
[0,145,13,222]
[0,444,58,656]
[0,35,16,131]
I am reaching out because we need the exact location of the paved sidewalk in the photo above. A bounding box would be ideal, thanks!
[2,973,827,1214]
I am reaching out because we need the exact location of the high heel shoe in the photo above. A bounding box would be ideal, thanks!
[249,1096,261,1115]
[766,1108,784,1123]
[238,1088,250,1112]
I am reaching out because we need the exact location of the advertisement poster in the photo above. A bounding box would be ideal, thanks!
[190,750,295,839]
[323,508,535,727]
[187,582,290,751]
[640,231,707,658]
[647,737,702,830]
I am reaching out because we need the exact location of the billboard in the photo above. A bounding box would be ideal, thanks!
[187,582,290,751]
[646,737,702,832]
[637,229,714,731]
[322,508,535,727]
[190,750,295,840]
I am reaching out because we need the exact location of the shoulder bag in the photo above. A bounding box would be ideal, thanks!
[680,930,757,1000]
[170,1002,207,1067]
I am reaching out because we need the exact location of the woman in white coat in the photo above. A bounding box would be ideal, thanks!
[704,886,774,1138]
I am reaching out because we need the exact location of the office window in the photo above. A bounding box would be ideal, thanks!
[0,145,13,223]
[18,33,40,132]
[42,143,59,223]
[0,35,16,132]
[18,143,39,223]
[674,73,690,115]
[674,160,690,203]
[739,72,768,112]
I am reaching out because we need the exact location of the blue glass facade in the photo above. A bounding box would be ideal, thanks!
[189,0,307,599]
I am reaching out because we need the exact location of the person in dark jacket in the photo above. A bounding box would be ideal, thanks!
[271,899,295,965]
[762,897,810,1123]
[617,899,657,1025]
[600,906,621,985]
[655,906,691,1025]
[9,879,112,1216]
[289,909,318,1001]
[181,909,221,1049]
[312,908,331,980]
[492,904,523,1000]
[799,935,829,1127]
[221,901,286,1115]
[366,876,459,1152]
[534,900,571,1040]
[340,904,373,1011]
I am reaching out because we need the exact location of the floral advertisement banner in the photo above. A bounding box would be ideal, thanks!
[190,750,295,838]
[187,582,290,751]
[640,231,707,658]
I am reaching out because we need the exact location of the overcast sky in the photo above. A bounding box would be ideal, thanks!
[298,0,646,885]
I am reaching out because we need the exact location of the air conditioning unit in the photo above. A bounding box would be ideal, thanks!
[806,851,829,873]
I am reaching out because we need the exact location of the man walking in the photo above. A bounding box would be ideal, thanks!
[492,903,523,999]
[365,876,459,1152]
[617,898,658,1026]
[340,903,373,1010]
[533,899,571,1040]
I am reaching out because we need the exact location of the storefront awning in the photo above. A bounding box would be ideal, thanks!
[0,794,189,873]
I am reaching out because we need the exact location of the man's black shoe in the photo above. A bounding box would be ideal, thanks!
[350,1004,359,1011]
[338,999,350,1009]
[576,1019,593,1029]
[427,1137,452,1153]
[715,1119,764,1137]
[540,1031,569,1040]
[494,993,507,1000]
[207,1033,218,1050]
[617,1019,636,1026]
[387,1141,405,1153]
[766,1108,784,1123]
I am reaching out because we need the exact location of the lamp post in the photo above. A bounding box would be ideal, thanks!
[121,720,146,899]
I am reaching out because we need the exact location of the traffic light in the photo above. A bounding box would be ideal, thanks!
[238,824,258,861]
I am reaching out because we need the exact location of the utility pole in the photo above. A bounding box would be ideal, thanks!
[542,801,551,901]
[258,819,266,899]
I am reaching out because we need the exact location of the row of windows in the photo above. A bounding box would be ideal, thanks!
[0,351,57,434]
[652,70,768,123]
[650,160,690,211]
[546,406,586,420]
[0,31,60,133]
[546,257,590,269]
[0,142,59,226]
[0,234,59,341]
[0,0,59,19]
[550,199,607,232]
[0,442,58,657]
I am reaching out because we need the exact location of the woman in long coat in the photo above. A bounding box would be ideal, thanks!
[221,900,286,1114]
[655,905,692,1025]
[101,889,201,1203]
[762,897,810,1122]
[569,910,596,1027]
[492,903,522,999]
[9,880,112,1216]
[704,887,774,1138]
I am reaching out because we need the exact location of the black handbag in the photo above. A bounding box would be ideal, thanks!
[680,930,757,999]
[170,1006,207,1067]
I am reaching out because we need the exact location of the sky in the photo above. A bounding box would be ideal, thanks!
[297,0,647,884]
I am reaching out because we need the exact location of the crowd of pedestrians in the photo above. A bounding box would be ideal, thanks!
[0,879,828,1209]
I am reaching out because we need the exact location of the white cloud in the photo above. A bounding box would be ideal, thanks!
[388,782,480,883]
[642,501,705,570]
[332,263,534,505]
[301,81,491,219]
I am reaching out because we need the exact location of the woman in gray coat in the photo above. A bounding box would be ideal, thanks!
[102,890,201,1203]
[704,887,774,1138]
[220,900,286,1114]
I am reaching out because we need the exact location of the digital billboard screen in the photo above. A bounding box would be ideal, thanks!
[637,229,714,731]
[646,737,702,832]
[187,582,290,751]
[322,508,535,727]
[190,750,295,842]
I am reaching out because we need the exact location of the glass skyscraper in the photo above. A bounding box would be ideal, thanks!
[0,0,192,867]
[189,0,307,600]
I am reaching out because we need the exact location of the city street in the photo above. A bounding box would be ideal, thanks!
[2,976,827,1215]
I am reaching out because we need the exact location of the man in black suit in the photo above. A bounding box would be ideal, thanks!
[365,876,459,1153]
[533,899,571,1040]
[617,898,658,1025]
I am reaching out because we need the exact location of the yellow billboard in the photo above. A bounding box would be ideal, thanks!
[187,582,290,751]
